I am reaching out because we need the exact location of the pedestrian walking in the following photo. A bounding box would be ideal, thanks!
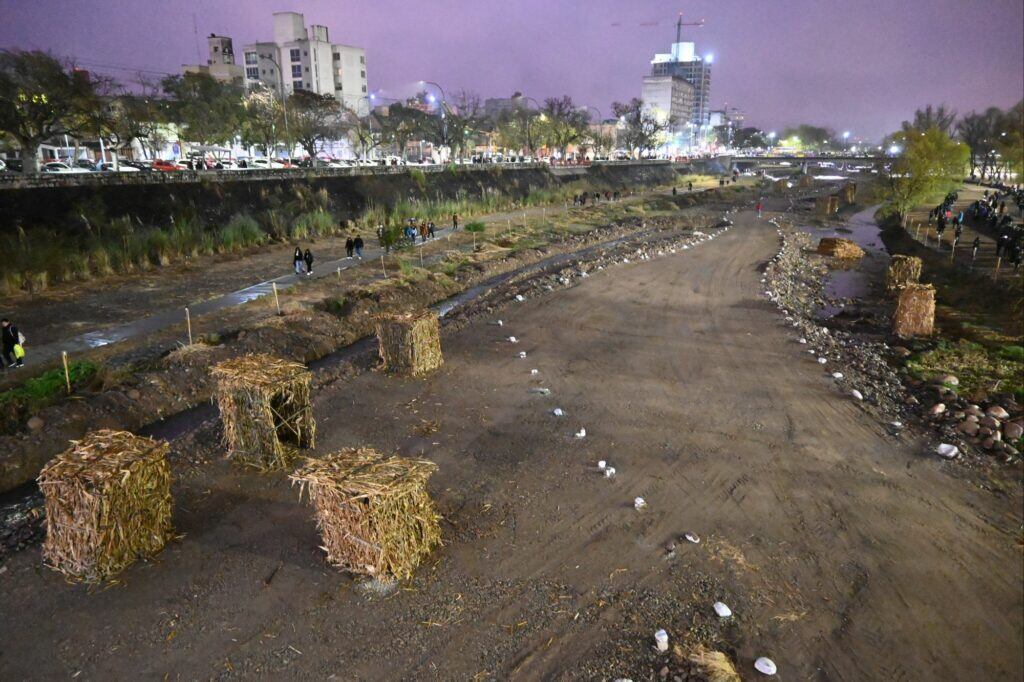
[672,187,677,196]
[303,248,314,276]
[688,181,693,192]
[428,221,436,239]
[346,236,355,258]
[353,235,364,259]
[293,246,304,274]
[1,319,24,368]
[756,200,764,219]
[419,222,428,243]
[452,213,459,231]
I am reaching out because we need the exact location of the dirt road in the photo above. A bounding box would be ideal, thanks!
[1,209,1020,680]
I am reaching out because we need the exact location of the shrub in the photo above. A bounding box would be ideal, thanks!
[464,221,486,233]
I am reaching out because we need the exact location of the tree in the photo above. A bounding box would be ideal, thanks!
[346,108,383,160]
[0,50,101,172]
[287,90,342,162]
[955,110,994,178]
[435,90,485,160]
[901,104,957,135]
[732,126,768,149]
[612,98,670,157]
[161,72,244,145]
[779,124,836,150]
[882,127,969,225]
[240,86,283,157]
[379,104,430,161]
[541,96,590,159]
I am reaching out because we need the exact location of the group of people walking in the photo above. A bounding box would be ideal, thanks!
[929,185,1023,272]
[572,190,620,207]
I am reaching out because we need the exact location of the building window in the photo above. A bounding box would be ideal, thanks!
[213,46,219,53]
[360,55,365,64]
[245,52,257,65]
[269,68,274,75]
[333,52,340,60]
[290,48,300,62]
[362,85,367,92]
[304,66,309,72]
[303,51,308,56]
[261,69,266,75]
[293,80,303,90]
[291,64,302,78]
[360,70,365,78]
[246,67,260,79]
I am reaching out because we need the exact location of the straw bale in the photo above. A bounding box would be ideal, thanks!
[375,311,443,376]
[687,645,741,682]
[893,283,935,337]
[797,174,813,188]
[291,448,441,580]
[885,255,922,293]
[211,354,315,470]
[817,237,865,259]
[38,429,173,582]
[840,182,857,205]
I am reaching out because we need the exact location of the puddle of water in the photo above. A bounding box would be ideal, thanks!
[798,204,887,319]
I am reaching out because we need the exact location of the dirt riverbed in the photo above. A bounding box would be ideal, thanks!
[0,203,1020,680]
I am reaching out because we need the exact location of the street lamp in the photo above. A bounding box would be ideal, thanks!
[262,53,291,159]
[420,79,449,156]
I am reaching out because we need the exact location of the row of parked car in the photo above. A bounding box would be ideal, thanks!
[0,153,555,175]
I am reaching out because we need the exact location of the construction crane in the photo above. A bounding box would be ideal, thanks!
[673,12,705,44]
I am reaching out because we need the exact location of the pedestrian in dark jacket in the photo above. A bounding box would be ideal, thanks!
[353,236,364,259]
[345,236,355,258]
[293,246,304,274]
[303,248,314,276]
[1,319,22,368]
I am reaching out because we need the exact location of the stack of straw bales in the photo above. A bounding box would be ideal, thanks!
[38,429,173,582]
[291,448,441,580]
[211,354,315,469]
[892,283,935,337]
[840,182,858,205]
[815,195,840,216]
[817,237,865,259]
[375,311,443,376]
[885,255,923,293]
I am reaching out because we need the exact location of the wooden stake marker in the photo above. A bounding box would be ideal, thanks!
[62,351,71,394]
[272,282,281,315]
[185,307,193,345]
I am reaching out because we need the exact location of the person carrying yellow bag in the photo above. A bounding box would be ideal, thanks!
[2,318,25,369]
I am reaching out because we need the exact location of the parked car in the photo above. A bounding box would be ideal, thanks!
[0,159,6,173]
[72,159,99,171]
[2,158,23,172]
[42,161,90,174]
[152,159,180,172]
[98,162,140,172]
[246,158,290,169]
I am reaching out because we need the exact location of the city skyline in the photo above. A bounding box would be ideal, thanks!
[1,0,1022,139]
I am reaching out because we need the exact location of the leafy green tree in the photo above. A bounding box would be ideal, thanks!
[161,72,244,145]
[883,127,969,225]
[288,89,342,162]
[611,98,669,157]
[779,124,836,150]
[380,104,430,160]
[0,50,102,172]
[732,126,768,149]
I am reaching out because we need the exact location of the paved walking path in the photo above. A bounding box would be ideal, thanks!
[20,187,697,369]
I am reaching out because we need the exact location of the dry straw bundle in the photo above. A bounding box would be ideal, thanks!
[38,429,173,582]
[840,182,858,205]
[817,237,865,259]
[375,311,443,376]
[210,353,315,470]
[291,448,441,580]
[892,283,935,337]
[885,254,923,293]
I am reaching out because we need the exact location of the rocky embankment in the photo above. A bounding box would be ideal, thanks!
[761,218,1021,468]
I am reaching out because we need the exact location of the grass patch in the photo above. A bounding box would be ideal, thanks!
[0,361,99,412]
[906,339,1024,401]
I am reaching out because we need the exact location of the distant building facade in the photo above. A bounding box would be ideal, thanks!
[240,12,368,114]
[640,74,695,147]
[649,40,711,126]
[183,34,244,84]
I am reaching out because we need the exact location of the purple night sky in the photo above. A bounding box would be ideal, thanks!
[1,0,1021,140]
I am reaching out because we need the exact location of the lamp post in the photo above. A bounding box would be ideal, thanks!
[263,53,291,159]
[518,96,543,158]
[420,80,449,154]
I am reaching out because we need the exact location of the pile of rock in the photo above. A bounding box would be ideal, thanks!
[920,375,1022,457]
